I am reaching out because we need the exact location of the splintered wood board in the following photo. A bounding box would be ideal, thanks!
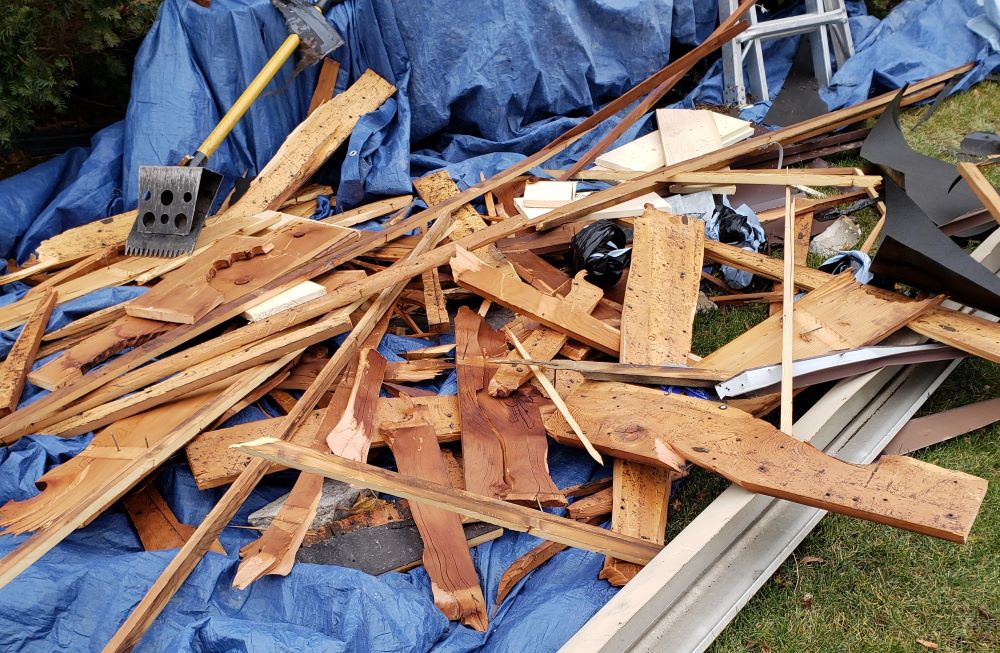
[546,381,987,542]
[451,247,621,355]
[383,416,489,630]
[455,307,564,506]
[123,484,224,554]
[0,289,56,413]
[603,208,703,586]
[127,219,352,323]
[413,170,510,271]
[185,395,461,490]
[697,273,942,375]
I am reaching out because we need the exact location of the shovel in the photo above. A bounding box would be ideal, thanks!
[127,0,346,257]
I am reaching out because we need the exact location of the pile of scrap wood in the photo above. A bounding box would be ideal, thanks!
[0,9,998,650]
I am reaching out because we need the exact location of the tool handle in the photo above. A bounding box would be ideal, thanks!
[193,32,301,162]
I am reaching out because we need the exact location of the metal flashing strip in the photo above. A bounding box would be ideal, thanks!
[561,227,1000,653]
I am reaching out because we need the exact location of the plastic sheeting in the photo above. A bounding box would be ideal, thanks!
[1,0,999,650]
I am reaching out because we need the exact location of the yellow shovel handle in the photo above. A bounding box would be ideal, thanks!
[194,32,302,161]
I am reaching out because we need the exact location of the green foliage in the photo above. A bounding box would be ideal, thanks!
[0,1,157,145]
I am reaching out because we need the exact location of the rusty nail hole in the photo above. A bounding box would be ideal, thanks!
[293,230,306,238]
[234,275,252,285]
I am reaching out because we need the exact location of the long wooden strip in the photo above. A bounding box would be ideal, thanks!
[545,382,987,542]
[100,186,457,653]
[0,289,56,415]
[495,513,605,607]
[233,437,664,563]
[534,65,971,231]
[324,348,388,457]
[780,189,796,434]
[451,247,621,355]
[603,209,702,586]
[383,414,489,630]
[492,359,731,386]
[504,328,602,465]
[665,171,879,187]
[704,240,832,291]
[421,268,449,333]
[325,195,412,228]
[0,357,292,590]
[907,308,1000,364]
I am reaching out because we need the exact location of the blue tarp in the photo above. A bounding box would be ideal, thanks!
[0,0,998,651]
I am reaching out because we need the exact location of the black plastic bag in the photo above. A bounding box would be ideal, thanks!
[570,219,631,287]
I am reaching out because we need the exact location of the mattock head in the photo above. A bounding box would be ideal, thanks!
[272,0,345,76]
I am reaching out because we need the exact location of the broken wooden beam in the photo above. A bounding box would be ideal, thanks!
[232,437,663,564]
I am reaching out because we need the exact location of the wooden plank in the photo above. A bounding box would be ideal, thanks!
[0,289,56,415]
[421,267,450,333]
[957,161,1000,225]
[495,513,605,606]
[99,188,456,653]
[567,487,614,520]
[698,274,942,374]
[26,246,119,298]
[0,357,293,591]
[620,209,704,365]
[603,208,702,586]
[127,220,349,323]
[41,302,126,342]
[323,348,388,457]
[242,280,326,322]
[770,208,812,317]
[323,195,412,228]
[491,358,732,386]
[451,246,621,355]
[455,307,565,506]
[503,328,603,464]
[704,240,832,291]
[545,382,987,542]
[28,316,177,391]
[907,307,1000,364]
[489,271,603,397]
[307,58,340,115]
[123,484,224,554]
[232,437,664,563]
[413,170,512,272]
[186,395,461,490]
[665,171,880,187]
[382,413,489,630]
[780,190,797,434]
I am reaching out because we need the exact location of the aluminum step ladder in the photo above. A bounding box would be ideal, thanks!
[719,0,854,106]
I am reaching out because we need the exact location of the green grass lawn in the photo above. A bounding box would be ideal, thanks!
[687,83,1000,652]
